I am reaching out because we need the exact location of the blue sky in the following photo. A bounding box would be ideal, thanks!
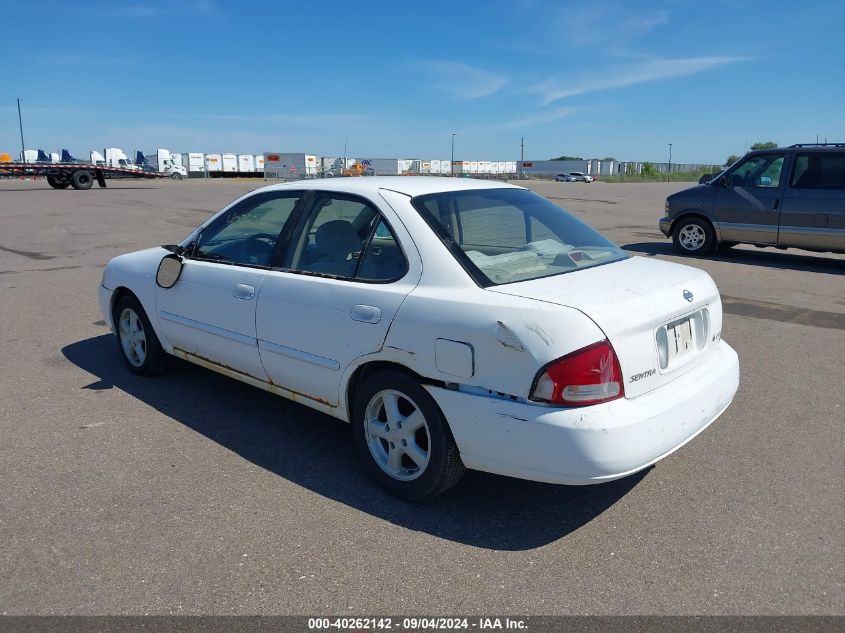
[2,0,843,164]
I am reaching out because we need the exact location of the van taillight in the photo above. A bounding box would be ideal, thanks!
[530,340,624,406]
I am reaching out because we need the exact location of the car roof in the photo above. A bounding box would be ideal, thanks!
[253,176,524,198]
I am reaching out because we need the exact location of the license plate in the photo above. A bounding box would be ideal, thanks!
[666,317,695,362]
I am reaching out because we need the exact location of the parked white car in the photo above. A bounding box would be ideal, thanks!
[568,171,594,182]
[100,177,739,499]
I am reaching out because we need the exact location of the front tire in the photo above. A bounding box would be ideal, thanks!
[352,370,465,500]
[170,172,183,180]
[47,175,70,189]
[113,294,167,376]
[672,217,716,255]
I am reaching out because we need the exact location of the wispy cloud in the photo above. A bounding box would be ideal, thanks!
[559,7,670,46]
[104,3,160,18]
[533,56,752,105]
[414,60,509,99]
[104,0,217,19]
[466,107,579,134]
[490,1,670,55]
[195,112,374,127]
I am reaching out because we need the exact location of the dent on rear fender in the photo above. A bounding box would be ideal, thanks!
[381,291,605,398]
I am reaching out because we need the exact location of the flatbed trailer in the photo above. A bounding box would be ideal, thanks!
[0,162,166,190]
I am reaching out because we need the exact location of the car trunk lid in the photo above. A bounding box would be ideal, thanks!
[487,256,723,398]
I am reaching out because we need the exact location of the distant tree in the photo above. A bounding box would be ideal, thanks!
[552,155,584,161]
[641,162,659,178]
[725,154,741,166]
[601,156,617,162]
[749,141,778,150]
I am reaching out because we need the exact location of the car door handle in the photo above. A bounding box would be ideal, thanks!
[233,283,255,300]
[351,304,382,324]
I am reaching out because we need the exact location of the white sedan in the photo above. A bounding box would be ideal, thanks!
[99,177,739,499]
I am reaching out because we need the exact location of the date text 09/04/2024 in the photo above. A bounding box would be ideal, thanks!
[307,617,527,630]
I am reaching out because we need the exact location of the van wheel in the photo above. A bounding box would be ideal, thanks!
[352,370,465,500]
[672,217,715,255]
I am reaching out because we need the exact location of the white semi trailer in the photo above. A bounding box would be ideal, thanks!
[182,153,205,177]
[221,153,238,173]
[263,153,318,179]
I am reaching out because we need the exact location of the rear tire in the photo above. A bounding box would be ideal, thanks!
[71,169,93,190]
[672,217,716,255]
[112,294,168,376]
[352,370,465,500]
[47,175,70,189]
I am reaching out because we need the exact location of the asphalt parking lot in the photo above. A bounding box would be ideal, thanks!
[0,177,842,615]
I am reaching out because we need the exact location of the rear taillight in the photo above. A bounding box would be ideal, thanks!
[530,340,624,407]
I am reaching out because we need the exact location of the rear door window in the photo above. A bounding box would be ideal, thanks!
[790,152,845,189]
[286,193,408,282]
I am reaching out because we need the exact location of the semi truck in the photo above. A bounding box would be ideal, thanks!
[142,148,187,179]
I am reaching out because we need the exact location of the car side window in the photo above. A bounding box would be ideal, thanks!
[728,154,785,188]
[790,152,845,189]
[288,195,378,278]
[356,219,408,282]
[286,194,407,282]
[193,191,303,267]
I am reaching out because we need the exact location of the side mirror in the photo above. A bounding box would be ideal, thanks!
[718,175,729,187]
[156,254,183,289]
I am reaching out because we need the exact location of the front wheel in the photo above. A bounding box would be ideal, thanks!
[170,172,184,180]
[113,294,168,376]
[352,370,465,500]
[672,217,716,255]
[47,175,70,189]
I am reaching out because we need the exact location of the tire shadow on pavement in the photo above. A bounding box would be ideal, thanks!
[62,334,647,551]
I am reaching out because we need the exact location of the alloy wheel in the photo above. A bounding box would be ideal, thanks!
[364,389,431,481]
[118,307,147,367]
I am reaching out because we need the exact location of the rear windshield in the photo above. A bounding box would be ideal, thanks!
[411,188,628,286]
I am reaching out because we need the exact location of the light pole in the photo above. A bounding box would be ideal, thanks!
[451,133,456,176]
[17,98,26,163]
[667,143,672,182]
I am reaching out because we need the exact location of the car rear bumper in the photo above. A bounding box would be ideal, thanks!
[425,340,739,485]
[659,216,673,237]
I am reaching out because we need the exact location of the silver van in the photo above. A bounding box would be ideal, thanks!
[659,144,845,255]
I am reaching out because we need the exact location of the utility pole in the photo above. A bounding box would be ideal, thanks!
[451,133,456,176]
[17,98,26,163]
[667,143,672,182]
[521,137,524,163]
[343,138,347,171]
